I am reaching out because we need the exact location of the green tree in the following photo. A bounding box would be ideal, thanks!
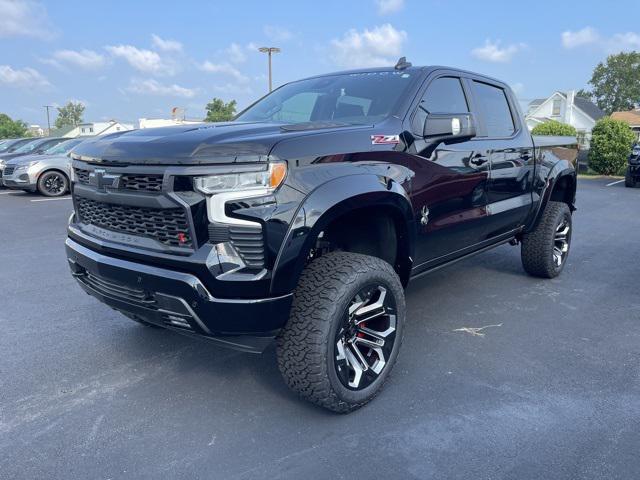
[531,120,577,136]
[55,101,85,128]
[588,117,636,175]
[204,98,237,122]
[581,52,640,114]
[0,113,30,139]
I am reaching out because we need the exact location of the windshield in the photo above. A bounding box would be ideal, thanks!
[0,138,29,153]
[12,139,42,154]
[44,138,82,155]
[236,71,416,125]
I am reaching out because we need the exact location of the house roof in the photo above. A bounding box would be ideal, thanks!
[573,97,605,121]
[527,91,605,122]
[49,125,77,137]
[611,110,640,126]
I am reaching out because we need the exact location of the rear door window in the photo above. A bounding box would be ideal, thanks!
[471,81,515,137]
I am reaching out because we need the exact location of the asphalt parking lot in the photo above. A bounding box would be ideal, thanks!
[1,178,638,480]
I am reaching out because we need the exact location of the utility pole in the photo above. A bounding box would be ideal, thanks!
[43,105,53,136]
[258,47,280,92]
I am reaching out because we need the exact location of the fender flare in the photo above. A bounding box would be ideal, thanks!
[270,173,415,295]
[526,163,576,233]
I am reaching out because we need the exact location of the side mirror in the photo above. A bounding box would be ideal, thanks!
[423,113,476,145]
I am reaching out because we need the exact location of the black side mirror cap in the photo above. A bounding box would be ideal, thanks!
[423,113,477,145]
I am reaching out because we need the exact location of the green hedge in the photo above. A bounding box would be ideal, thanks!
[531,120,577,136]
[588,118,635,175]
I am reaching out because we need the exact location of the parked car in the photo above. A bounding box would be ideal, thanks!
[2,138,86,196]
[625,143,640,188]
[0,138,33,154]
[0,137,66,184]
[66,61,577,412]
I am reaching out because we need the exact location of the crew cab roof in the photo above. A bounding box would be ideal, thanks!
[297,65,511,90]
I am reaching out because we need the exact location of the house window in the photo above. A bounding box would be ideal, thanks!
[81,127,85,133]
[552,98,561,116]
[89,127,93,133]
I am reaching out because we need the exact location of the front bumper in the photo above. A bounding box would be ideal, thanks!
[2,170,36,190]
[66,238,292,353]
[629,164,640,180]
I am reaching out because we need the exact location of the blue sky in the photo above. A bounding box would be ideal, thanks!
[1,0,639,127]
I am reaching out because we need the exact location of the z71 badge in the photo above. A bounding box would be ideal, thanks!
[371,134,400,145]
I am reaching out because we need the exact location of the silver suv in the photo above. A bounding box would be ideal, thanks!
[2,138,86,196]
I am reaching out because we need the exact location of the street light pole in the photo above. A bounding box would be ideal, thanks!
[258,47,280,92]
[43,105,53,136]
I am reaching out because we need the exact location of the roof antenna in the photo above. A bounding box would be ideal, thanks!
[395,57,412,70]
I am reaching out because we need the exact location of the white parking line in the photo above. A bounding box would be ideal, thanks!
[0,191,18,195]
[606,179,625,187]
[31,197,71,202]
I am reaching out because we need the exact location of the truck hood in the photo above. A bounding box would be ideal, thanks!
[71,121,373,165]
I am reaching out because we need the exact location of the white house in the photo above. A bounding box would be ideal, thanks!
[526,91,604,147]
[77,120,134,137]
[138,118,201,129]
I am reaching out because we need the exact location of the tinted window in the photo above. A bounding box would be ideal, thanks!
[413,77,468,133]
[236,71,416,124]
[472,81,515,137]
[421,77,469,114]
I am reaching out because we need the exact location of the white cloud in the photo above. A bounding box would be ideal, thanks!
[471,40,525,63]
[330,24,407,68]
[263,25,293,42]
[375,0,404,15]
[51,49,106,70]
[561,27,599,49]
[0,0,53,39]
[0,65,50,88]
[560,27,640,52]
[151,34,183,52]
[611,32,640,51]
[125,78,197,98]
[226,43,247,64]
[106,44,174,74]
[198,61,249,83]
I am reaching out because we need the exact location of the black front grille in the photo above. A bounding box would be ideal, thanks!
[73,168,163,193]
[3,166,15,176]
[76,197,193,248]
[74,168,90,183]
[121,174,164,192]
[208,224,265,269]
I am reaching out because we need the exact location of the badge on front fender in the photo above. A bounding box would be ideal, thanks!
[371,135,400,145]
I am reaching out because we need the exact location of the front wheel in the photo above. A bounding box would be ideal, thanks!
[277,252,406,413]
[521,201,572,278]
[37,171,69,197]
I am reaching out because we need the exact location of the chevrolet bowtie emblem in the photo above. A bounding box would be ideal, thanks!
[88,169,121,191]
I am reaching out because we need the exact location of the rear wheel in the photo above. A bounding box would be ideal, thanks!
[521,201,572,278]
[277,252,405,413]
[625,168,636,188]
[37,171,68,197]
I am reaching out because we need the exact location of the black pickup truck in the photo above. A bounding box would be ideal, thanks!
[66,60,577,412]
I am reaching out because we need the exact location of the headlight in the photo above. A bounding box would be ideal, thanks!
[194,162,287,195]
[15,161,39,172]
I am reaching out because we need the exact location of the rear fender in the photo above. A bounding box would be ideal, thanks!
[525,163,576,233]
[270,173,415,295]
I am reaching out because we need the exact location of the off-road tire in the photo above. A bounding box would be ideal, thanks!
[276,252,405,413]
[521,201,572,278]
[625,168,636,188]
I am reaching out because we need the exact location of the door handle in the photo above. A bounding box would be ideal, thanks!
[470,155,488,166]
